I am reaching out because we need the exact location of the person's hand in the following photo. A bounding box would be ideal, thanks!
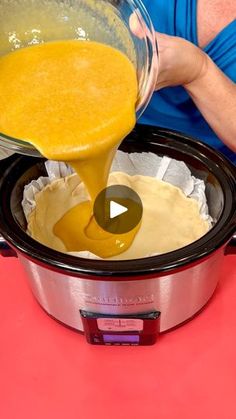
[130,13,236,151]
[130,14,208,90]
[154,33,208,90]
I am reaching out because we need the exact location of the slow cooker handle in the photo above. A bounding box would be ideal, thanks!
[0,235,17,257]
[225,233,236,255]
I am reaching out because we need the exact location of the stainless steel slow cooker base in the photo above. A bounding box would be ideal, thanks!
[0,126,235,344]
[19,251,224,332]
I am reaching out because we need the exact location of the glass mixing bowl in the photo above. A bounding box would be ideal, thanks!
[0,0,158,157]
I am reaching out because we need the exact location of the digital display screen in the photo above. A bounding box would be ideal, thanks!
[103,334,140,344]
[80,310,161,345]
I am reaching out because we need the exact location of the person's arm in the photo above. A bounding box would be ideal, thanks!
[155,33,236,151]
[130,12,236,152]
[184,53,236,151]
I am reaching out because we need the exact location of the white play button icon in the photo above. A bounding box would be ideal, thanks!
[110,201,128,219]
[94,185,143,234]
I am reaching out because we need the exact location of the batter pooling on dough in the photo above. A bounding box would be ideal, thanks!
[27,171,210,259]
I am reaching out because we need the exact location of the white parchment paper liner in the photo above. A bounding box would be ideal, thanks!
[22,151,212,259]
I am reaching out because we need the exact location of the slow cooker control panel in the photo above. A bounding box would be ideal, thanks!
[80,311,161,345]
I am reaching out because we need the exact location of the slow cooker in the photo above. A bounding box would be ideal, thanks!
[0,126,235,345]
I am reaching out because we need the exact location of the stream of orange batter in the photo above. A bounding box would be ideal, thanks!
[0,40,138,257]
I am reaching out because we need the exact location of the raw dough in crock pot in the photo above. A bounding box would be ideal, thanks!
[27,172,210,260]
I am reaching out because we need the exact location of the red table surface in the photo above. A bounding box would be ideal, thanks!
[0,255,236,419]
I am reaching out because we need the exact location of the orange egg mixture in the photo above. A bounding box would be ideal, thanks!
[0,40,139,257]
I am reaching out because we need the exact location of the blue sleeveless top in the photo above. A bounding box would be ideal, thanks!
[140,0,236,163]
